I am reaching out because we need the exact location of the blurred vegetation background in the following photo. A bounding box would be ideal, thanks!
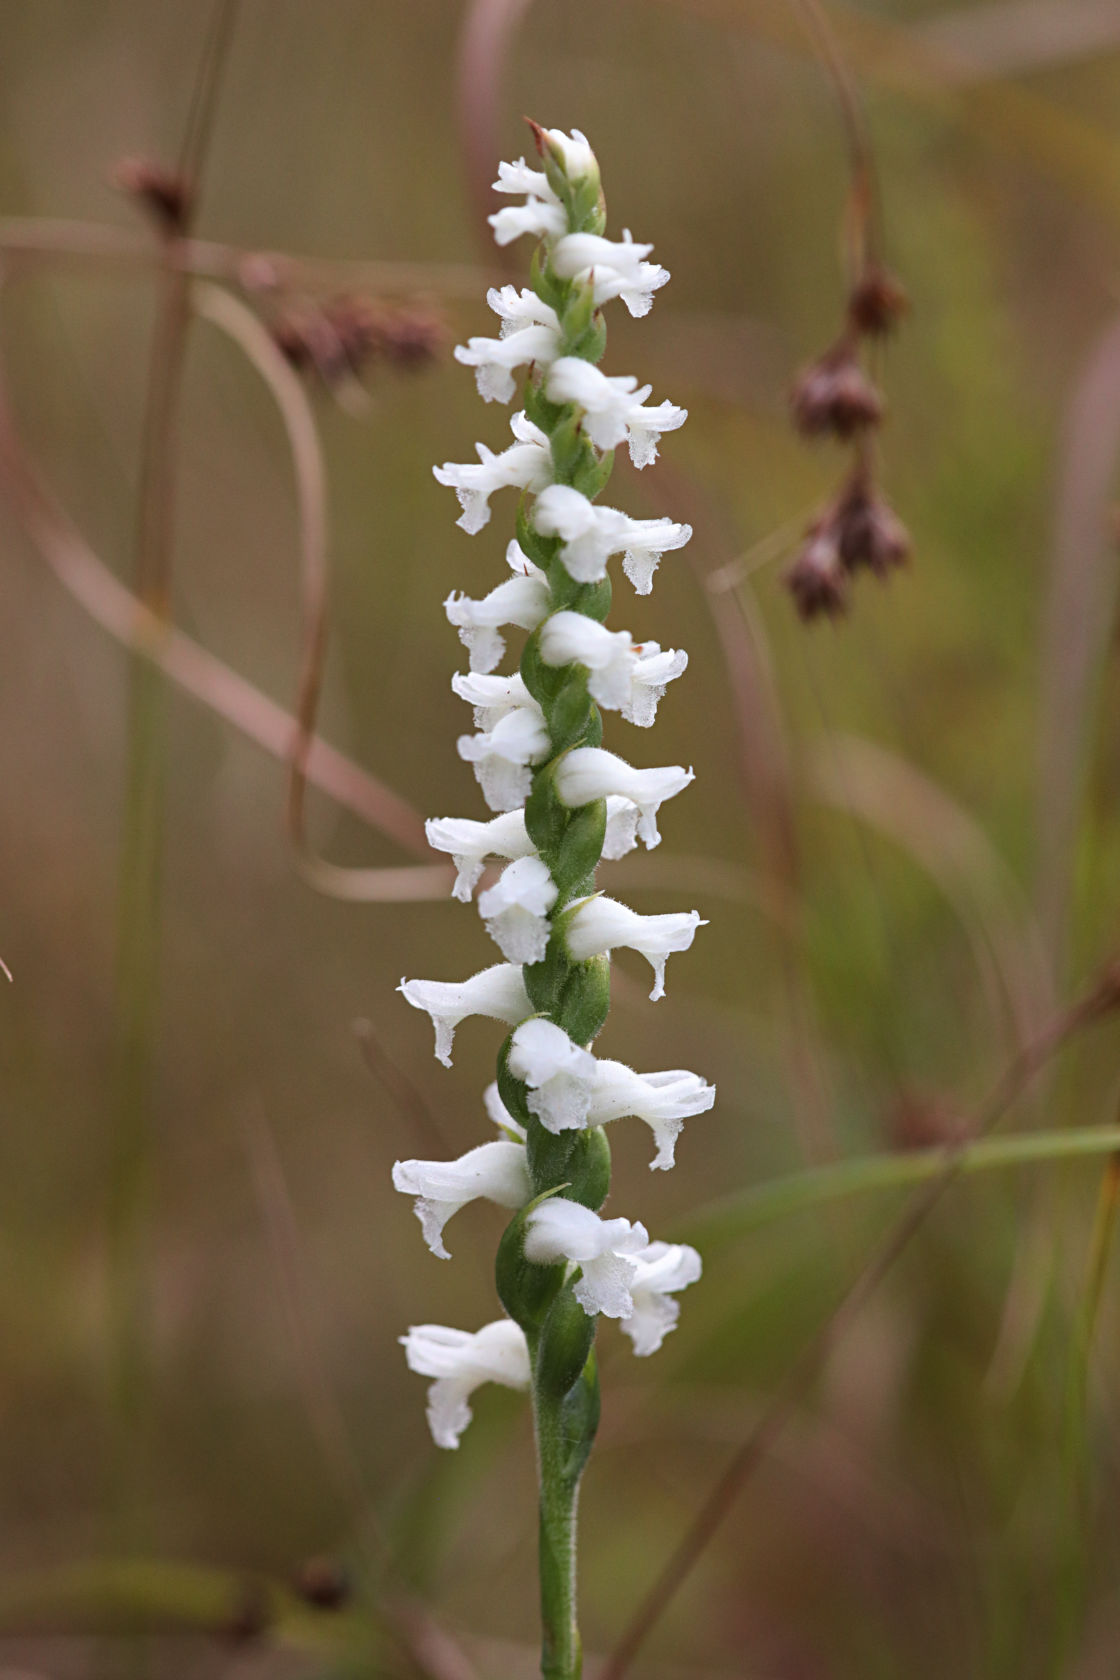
[4,1,1120,1675]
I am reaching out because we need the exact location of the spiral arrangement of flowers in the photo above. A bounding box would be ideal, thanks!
[394,124,713,1680]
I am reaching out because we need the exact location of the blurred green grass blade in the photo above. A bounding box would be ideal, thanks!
[684,1126,1120,1248]
[0,1558,375,1661]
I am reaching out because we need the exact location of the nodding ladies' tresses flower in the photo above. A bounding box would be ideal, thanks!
[508,1017,597,1133]
[458,703,551,813]
[400,962,531,1067]
[489,195,567,248]
[621,1241,703,1355]
[454,317,562,405]
[402,1319,531,1449]
[425,809,536,901]
[551,230,669,320]
[562,894,705,1002]
[524,1199,651,1319]
[531,483,692,593]
[402,129,714,1666]
[452,669,537,730]
[587,1060,715,1170]
[433,412,552,534]
[539,610,687,726]
[393,1138,531,1259]
[545,357,687,469]
[554,747,694,849]
[444,543,551,673]
[425,797,642,904]
[477,855,558,965]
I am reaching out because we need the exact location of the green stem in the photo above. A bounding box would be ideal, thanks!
[534,1377,583,1680]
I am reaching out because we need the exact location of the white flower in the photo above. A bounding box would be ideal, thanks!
[603,795,641,860]
[399,962,531,1067]
[622,1241,703,1355]
[458,706,551,812]
[552,230,670,319]
[425,810,536,902]
[624,642,689,726]
[508,1018,597,1133]
[555,747,694,848]
[483,1080,526,1139]
[564,895,704,1001]
[452,670,537,730]
[489,198,566,247]
[538,610,687,725]
[433,412,552,534]
[392,1139,532,1259]
[540,127,598,184]
[587,1061,715,1170]
[454,321,562,404]
[539,609,634,707]
[478,855,558,964]
[493,158,557,202]
[487,285,562,337]
[531,484,692,593]
[545,357,687,469]
[445,569,551,675]
[524,1199,650,1319]
[402,1319,531,1449]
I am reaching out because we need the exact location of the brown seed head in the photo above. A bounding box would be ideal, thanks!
[273,296,443,385]
[790,341,884,441]
[218,1578,271,1645]
[112,156,192,234]
[835,476,911,577]
[293,1555,352,1611]
[885,1090,965,1152]
[784,526,849,623]
[847,262,909,338]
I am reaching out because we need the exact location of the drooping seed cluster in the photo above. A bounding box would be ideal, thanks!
[394,126,711,1454]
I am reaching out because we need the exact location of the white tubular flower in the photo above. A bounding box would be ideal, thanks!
[483,1079,526,1139]
[539,610,634,709]
[587,1061,716,1170]
[555,747,694,848]
[402,1319,531,1449]
[508,1018,597,1133]
[433,411,552,534]
[458,706,552,813]
[488,285,562,337]
[493,158,557,202]
[624,643,689,727]
[478,855,558,964]
[524,1200,650,1319]
[455,321,562,404]
[564,895,704,1001]
[445,573,551,675]
[399,962,531,1067]
[621,1241,703,1356]
[619,523,693,596]
[489,197,567,247]
[545,357,687,469]
[553,231,670,320]
[538,611,687,725]
[452,670,537,730]
[392,1139,532,1259]
[425,810,535,902]
[531,484,691,593]
[603,795,641,860]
